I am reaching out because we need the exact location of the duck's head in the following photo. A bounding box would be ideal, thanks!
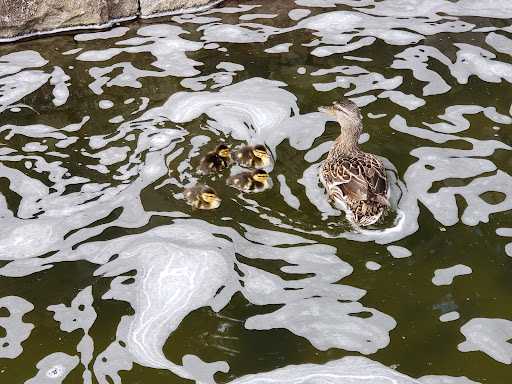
[252,144,269,159]
[216,144,230,158]
[201,186,219,203]
[318,99,363,135]
[252,169,268,183]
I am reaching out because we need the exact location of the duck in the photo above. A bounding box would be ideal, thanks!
[226,169,271,193]
[318,99,389,226]
[183,183,221,210]
[232,144,271,168]
[196,144,232,174]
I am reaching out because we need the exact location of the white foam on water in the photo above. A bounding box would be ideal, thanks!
[496,228,512,256]
[25,352,79,384]
[440,311,460,323]
[49,67,71,107]
[392,43,512,92]
[366,261,382,270]
[140,77,329,155]
[276,174,301,210]
[304,141,333,163]
[239,13,278,21]
[486,32,512,57]
[390,115,511,227]
[172,14,222,25]
[313,69,403,101]
[288,9,311,20]
[199,22,281,44]
[311,37,376,57]
[265,43,293,54]
[378,91,425,110]
[387,245,412,259]
[392,46,453,96]
[37,218,391,380]
[451,43,512,85]
[0,296,34,359]
[75,27,131,41]
[77,25,203,94]
[424,105,512,134]
[181,69,239,91]
[246,298,396,353]
[432,265,472,286]
[62,48,82,55]
[98,100,114,109]
[458,318,512,364]
[22,142,48,152]
[227,355,481,384]
[242,223,314,246]
[48,287,96,382]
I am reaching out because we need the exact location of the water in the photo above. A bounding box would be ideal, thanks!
[0,1,511,383]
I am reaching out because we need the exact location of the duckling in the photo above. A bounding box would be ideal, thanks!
[196,144,232,174]
[232,144,271,168]
[226,169,271,193]
[318,99,389,226]
[183,183,221,210]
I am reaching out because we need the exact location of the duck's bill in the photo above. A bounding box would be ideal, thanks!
[318,105,334,115]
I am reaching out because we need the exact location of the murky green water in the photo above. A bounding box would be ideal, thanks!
[1,1,512,383]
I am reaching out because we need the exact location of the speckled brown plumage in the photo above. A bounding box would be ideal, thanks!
[319,99,389,226]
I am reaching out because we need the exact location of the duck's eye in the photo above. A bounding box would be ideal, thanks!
[255,150,267,157]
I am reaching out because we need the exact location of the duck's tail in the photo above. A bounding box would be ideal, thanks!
[347,199,388,226]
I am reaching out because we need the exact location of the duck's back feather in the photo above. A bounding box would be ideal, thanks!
[322,152,389,225]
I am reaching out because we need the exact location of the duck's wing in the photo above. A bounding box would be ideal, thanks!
[360,153,389,205]
[323,154,389,205]
[322,159,369,202]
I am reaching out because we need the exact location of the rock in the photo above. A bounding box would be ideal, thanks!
[140,0,220,17]
[108,0,139,20]
[0,0,221,41]
[0,0,139,40]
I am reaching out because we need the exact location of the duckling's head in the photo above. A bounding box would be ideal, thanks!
[201,186,218,203]
[318,99,363,136]
[252,144,268,159]
[252,169,268,183]
[215,144,230,158]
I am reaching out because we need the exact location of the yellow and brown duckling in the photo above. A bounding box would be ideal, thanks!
[183,183,221,210]
[318,99,389,226]
[226,169,271,193]
[232,144,271,168]
[196,144,232,174]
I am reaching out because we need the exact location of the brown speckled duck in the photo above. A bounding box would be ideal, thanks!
[196,144,232,174]
[232,144,271,168]
[226,169,271,193]
[319,99,389,226]
[183,183,221,210]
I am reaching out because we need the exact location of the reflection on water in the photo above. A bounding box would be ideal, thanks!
[0,1,511,383]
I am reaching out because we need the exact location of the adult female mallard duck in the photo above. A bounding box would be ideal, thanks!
[318,99,389,226]
[226,169,271,193]
[196,144,232,174]
[183,183,221,210]
[232,144,271,168]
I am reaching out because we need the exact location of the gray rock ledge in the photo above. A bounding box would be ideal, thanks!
[0,0,225,42]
